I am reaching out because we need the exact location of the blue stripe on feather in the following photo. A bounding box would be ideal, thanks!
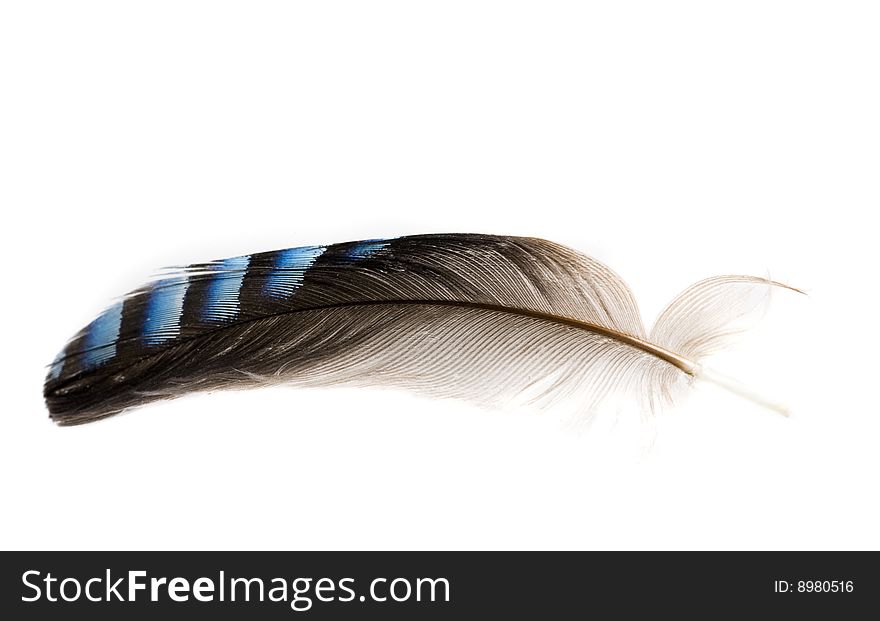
[345,239,391,260]
[264,246,325,299]
[203,255,251,322]
[81,301,123,368]
[143,275,190,345]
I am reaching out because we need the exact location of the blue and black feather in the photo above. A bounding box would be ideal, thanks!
[48,233,737,425]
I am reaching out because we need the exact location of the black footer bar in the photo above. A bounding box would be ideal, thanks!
[2,551,875,618]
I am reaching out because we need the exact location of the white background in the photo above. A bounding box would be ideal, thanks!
[1,2,877,550]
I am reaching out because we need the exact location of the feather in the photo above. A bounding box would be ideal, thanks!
[43,234,801,425]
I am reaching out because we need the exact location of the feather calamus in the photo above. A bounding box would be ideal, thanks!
[43,234,800,425]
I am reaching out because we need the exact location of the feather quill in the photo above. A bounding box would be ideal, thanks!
[43,234,800,425]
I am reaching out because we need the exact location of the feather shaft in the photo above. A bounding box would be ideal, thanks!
[319,300,698,374]
[693,364,789,416]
